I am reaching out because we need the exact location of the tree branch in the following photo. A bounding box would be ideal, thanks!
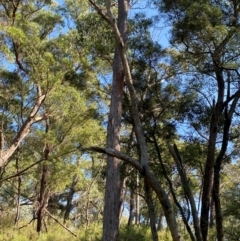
[87,146,182,241]
[45,209,77,237]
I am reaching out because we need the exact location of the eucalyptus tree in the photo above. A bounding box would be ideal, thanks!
[88,1,183,241]
[0,0,106,233]
[154,0,240,240]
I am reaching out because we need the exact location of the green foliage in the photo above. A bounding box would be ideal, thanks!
[119,225,152,241]
[0,220,185,241]
[1,0,240,240]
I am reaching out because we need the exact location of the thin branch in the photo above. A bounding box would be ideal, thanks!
[0,158,46,183]
[45,209,77,237]
[19,218,35,230]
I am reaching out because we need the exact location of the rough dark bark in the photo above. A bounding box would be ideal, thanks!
[88,0,181,239]
[169,144,203,241]
[200,68,224,241]
[36,163,49,232]
[212,85,240,241]
[154,134,195,240]
[209,197,215,228]
[101,0,128,240]
[201,68,240,241]
[89,146,182,241]
[14,150,21,226]
[135,172,140,225]
[36,118,51,233]
[64,173,79,223]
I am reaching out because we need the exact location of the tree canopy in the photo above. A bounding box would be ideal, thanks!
[0,1,240,241]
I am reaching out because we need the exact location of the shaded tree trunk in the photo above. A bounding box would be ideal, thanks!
[201,68,240,241]
[64,173,79,223]
[144,180,159,241]
[37,118,51,233]
[14,150,21,226]
[135,172,140,225]
[169,144,203,241]
[209,198,215,228]
[128,187,134,226]
[212,83,240,241]
[37,163,49,232]
[200,69,224,241]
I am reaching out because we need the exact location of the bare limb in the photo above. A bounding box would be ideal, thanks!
[45,209,77,237]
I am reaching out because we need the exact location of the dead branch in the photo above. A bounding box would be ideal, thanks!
[45,209,77,237]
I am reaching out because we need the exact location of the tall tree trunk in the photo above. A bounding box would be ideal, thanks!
[119,178,127,224]
[200,69,240,241]
[200,126,217,241]
[102,52,123,241]
[14,150,21,226]
[89,0,181,239]
[37,117,51,233]
[37,163,49,233]
[144,180,159,241]
[135,172,140,225]
[209,198,215,228]
[91,146,182,241]
[212,84,240,241]
[128,187,134,226]
[102,0,127,239]
[200,69,224,241]
[64,173,79,223]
